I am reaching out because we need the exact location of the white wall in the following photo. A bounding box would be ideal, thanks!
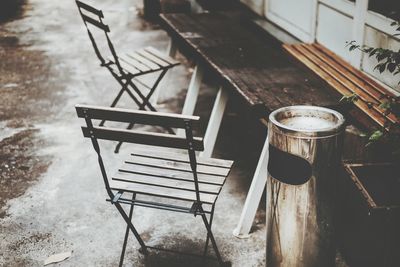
[316,3,353,61]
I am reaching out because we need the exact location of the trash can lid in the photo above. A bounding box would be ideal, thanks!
[269,105,345,138]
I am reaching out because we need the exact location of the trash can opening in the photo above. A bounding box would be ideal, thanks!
[269,105,345,136]
[268,144,312,185]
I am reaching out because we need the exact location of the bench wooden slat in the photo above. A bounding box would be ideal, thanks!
[126,155,230,176]
[304,45,399,124]
[110,179,217,204]
[313,43,396,98]
[144,46,179,65]
[304,45,382,103]
[81,126,204,151]
[76,104,200,129]
[119,162,226,185]
[131,149,233,168]
[296,45,398,124]
[283,43,397,128]
[112,171,221,194]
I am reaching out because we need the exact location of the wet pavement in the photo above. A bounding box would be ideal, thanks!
[0,0,267,266]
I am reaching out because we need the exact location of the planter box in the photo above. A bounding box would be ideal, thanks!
[337,162,400,267]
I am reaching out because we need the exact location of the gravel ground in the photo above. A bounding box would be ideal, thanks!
[0,1,267,266]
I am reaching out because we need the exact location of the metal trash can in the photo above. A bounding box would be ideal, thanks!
[266,106,345,267]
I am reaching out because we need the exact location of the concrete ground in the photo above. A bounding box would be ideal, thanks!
[0,0,267,266]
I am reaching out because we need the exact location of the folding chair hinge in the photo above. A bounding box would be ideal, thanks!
[111,191,123,204]
[190,201,202,216]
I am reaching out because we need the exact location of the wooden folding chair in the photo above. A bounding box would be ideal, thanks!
[76,104,233,267]
[75,0,180,152]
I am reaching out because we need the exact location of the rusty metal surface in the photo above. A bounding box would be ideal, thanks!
[266,106,345,267]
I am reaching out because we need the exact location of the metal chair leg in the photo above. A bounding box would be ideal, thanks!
[119,193,136,267]
[203,204,215,257]
[200,211,229,267]
[114,201,148,256]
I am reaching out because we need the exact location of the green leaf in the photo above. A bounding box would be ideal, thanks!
[379,101,392,110]
[368,130,384,142]
[369,48,378,57]
[340,93,359,103]
[388,62,397,73]
[363,47,373,53]
[377,53,387,62]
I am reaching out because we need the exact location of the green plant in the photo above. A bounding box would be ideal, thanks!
[345,20,400,157]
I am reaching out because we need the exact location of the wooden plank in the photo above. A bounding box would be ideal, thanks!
[118,60,141,75]
[126,52,161,70]
[305,44,399,124]
[81,126,204,151]
[112,171,221,194]
[145,46,179,65]
[310,44,384,101]
[284,45,387,127]
[126,155,230,176]
[131,149,234,168]
[296,45,398,124]
[119,54,151,72]
[159,13,340,113]
[136,49,171,67]
[76,104,200,129]
[313,43,396,97]
[110,179,217,204]
[119,162,226,185]
[305,45,382,103]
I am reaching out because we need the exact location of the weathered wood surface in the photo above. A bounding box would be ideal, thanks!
[160,13,341,117]
[284,43,399,129]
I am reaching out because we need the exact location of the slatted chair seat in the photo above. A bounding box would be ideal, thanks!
[110,46,180,77]
[110,150,232,208]
[76,105,233,267]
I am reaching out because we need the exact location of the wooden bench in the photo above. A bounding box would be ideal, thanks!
[283,43,399,129]
[159,12,342,238]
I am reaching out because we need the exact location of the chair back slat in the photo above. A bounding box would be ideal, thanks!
[80,13,110,32]
[76,104,200,129]
[76,0,104,18]
[81,127,204,151]
[75,0,121,71]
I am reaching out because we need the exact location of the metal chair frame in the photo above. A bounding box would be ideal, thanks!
[76,104,231,267]
[76,0,178,152]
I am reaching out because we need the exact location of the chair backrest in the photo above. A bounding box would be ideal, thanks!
[75,0,122,72]
[76,104,204,202]
[76,104,204,150]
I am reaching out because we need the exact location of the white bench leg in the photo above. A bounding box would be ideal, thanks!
[200,86,229,158]
[177,64,204,136]
[233,135,269,238]
[167,38,177,58]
